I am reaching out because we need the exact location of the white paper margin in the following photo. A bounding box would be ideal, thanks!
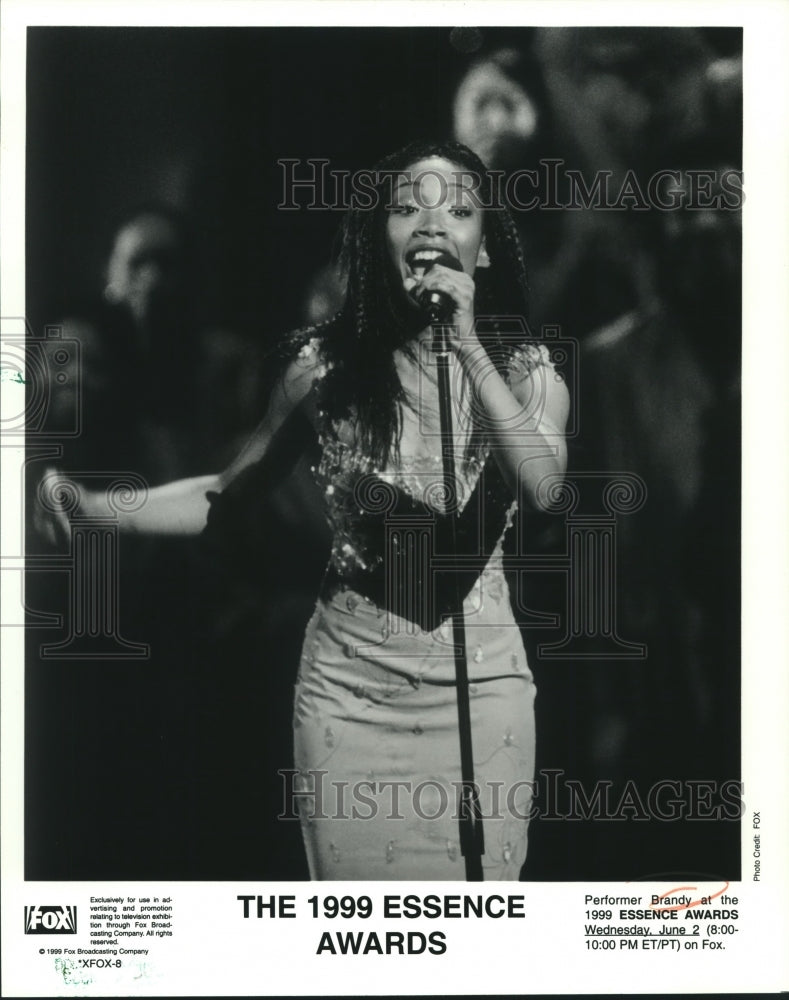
[2,1,788,996]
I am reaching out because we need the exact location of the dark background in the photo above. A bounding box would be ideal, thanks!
[25,25,742,882]
[27,27,497,340]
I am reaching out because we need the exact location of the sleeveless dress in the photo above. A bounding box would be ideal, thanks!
[291,337,550,879]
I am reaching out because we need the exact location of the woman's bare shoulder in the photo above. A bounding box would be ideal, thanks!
[507,341,569,432]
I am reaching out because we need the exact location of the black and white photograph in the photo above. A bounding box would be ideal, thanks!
[2,1,787,995]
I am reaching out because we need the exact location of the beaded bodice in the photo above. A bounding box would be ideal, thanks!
[315,437,491,580]
[299,335,551,596]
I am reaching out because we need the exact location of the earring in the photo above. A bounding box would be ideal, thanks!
[476,238,491,269]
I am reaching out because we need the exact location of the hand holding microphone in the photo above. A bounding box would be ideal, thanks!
[404,248,479,357]
[409,250,466,323]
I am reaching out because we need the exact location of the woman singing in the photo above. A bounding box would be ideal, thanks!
[40,140,569,880]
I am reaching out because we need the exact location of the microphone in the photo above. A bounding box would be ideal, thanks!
[411,251,463,323]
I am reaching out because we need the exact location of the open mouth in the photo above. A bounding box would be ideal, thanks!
[405,247,449,276]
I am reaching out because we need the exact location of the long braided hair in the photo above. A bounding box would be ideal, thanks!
[276,139,533,467]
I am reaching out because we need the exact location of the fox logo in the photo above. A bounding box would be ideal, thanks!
[24,906,77,934]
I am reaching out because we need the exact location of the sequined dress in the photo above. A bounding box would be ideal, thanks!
[292,339,548,880]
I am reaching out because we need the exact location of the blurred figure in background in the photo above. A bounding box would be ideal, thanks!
[453,46,546,173]
[535,27,713,179]
[534,27,714,339]
[30,204,281,879]
[45,202,264,672]
[452,41,641,340]
[574,51,742,877]
[53,205,260,478]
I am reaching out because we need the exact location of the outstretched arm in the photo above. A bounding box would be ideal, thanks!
[37,347,324,542]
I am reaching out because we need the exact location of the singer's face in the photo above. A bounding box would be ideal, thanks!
[385,156,485,290]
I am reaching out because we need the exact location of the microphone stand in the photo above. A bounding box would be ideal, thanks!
[431,318,485,881]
